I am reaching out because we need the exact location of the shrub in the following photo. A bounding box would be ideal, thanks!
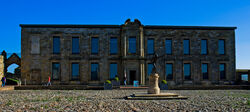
[161,80,167,84]
[105,80,111,84]
[114,77,119,81]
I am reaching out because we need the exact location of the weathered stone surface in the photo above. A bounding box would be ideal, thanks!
[147,73,160,94]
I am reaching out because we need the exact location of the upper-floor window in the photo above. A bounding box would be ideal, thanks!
[71,63,79,80]
[166,63,173,80]
[219,63,226,80]
[147,63,153,76]
[218,39,225,55]
[165,39,172,55]
[91,37,99,54]
[53,36,60,54]
[72,37,80,54]
[184,63,191,80]
[91,63,99,80]
[202,63,208,80]
[110,63,117,79]
[110,37,118,54]
[31,36,40,54]
[128,37,136,54]
[52,62,60,80]
[183,39,190,55]
[147,38,154,54]
[201,39,208,54]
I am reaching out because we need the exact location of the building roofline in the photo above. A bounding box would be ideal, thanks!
[19,24,237,30]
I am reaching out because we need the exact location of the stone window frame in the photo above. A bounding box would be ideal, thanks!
[89,61,100,81]
[108,61,119,80]
[90,36,100,55]
[70,34,81,55]
[146,37,155,55]
[182,61,192,81]
[51,61,61,81]
[183,39,191,55]
[70,62,80,81]
[165,38,173,55]
[127,36,137,55]
[30,34,41,55]
[200,39,208,55]
[200,61,210,81]
[165,61,175,81]
[109,36,119,55]
[219,62,227,81]
[51,34,63,55]
[218,39,226,55]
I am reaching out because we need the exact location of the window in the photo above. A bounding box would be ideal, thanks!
[71,63,79,80]
[52,62,60,80]
[147,63,153,76]
[128,37,136,53]
[184,63,191,80]
[219,64,226,80]
[166,63,173,80]
[31,36,40,54]
[183,39,190,54]
[91,63,99,80]
[201,39,207,54]
[110,63,117,79]
[53,36,60,54]
[147,38,154,54]
[91,37,99,54]
[110,37,118,54]
[165,39,172,55]
[72,37,80,54]
[218,39,225,55]
[202,63,208,80]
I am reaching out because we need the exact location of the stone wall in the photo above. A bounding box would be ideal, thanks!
[0,55,4,85]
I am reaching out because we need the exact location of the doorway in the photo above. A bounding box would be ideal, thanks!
[129,70,136,85]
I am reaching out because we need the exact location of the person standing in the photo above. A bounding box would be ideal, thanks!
[1,76,6,87]
[124,77,127,86]
[47,76,51,86]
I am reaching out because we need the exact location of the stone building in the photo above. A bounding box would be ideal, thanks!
[20,19,236,86]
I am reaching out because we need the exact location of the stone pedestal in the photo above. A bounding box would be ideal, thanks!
[147,73,160,94]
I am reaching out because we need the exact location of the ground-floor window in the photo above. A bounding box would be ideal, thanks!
[91,63,99,80]
[220,64,226,80]
[184,63,191,80]
[202,63,208,80]
[166,63,173,80]
[71,63,79,80]
[52,62,60,80]
[147,63,153,75]
[110,63,117,80]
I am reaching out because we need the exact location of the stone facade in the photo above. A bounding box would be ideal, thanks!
[20,19,236,86]
[0,55,4,85]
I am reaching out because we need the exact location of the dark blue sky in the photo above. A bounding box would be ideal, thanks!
[0,0,250,69]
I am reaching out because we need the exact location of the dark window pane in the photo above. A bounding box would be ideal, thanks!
[52,63,60,80]
[184,63,191,80]
[110,37,118,54]
[129,37,136,53]
[183,39,190,54]
[147,38,154,54]
[53,37,60,54]
[147,63,153,76]
[71,63,79,80]
[110,63,117,79]
[72,37,80,54]
[166,39,172,54]
[91,37,99,54]
[220,64,226,79]
[218,40,225,54]
[166,63,173,80]
[201,39,207,54]
[91,63,99,80]
[202,63,208,80]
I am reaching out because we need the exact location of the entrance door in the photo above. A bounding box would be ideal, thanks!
[129,70,136,85]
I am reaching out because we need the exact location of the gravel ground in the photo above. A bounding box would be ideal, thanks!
[0,90,249,111]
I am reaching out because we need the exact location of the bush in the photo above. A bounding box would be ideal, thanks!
[161,80,167,84]
[105,80,111,84]
[114,77,119,81]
